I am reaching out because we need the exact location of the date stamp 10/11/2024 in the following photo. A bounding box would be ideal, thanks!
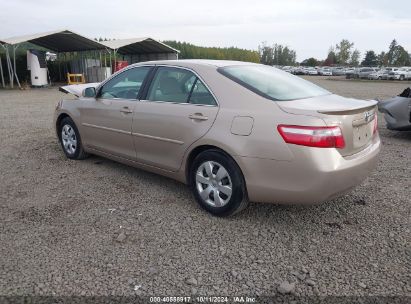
[150,296,256,303]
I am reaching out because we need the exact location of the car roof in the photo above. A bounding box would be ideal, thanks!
[130,59,259,69]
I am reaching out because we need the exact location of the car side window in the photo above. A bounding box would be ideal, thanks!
[189,79,217,106]
[147,67,194,103]
[146,67,216,105]
[99,66,150,100]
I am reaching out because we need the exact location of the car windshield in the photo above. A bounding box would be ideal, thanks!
[218,65,330,101]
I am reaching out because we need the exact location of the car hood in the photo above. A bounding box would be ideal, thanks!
[278,94,377,114]
[59,83,100,97]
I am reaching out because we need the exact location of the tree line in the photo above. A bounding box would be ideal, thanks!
[163,41,260,63]
[163,39,410,67]
[258,42,296,66]
[302,39,410,67]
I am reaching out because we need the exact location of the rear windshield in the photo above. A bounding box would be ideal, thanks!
[218,65,330,101]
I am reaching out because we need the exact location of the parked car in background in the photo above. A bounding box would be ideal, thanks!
[292,67,305,75]
[387,68,399,80]
[305,67,318,75]
[318,68,332,76]
[56,60,380,216]
[380,69,392,80]
[282,66,293,73]
[388,67,411,80]
[346,67,378,79]
[384,67,398,73]
[289,67,298,74]
[368,70,389,80]
[358,67,378,79]
[345,68,359,79]
[332,67,346,76]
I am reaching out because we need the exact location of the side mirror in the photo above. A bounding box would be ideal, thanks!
[83,87,96,98]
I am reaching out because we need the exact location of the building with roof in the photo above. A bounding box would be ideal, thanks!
[0,29,179,88]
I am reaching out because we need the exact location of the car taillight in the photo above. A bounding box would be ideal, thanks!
[373,114,378,134]
[277,125,346,149]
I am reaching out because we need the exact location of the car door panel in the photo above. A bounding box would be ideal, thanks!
[80,98,136,159]
[132,101,218,171]
[132,66,219,172]
[78,66,151,160]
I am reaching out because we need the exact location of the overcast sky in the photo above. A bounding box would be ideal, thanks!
[1,0,410,61]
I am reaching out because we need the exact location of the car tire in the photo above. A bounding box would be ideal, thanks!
[190,150,249,217]
[400,75,405,81]
[58,117,89,160]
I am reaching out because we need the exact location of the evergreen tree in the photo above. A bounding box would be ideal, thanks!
[324,46,337,65]
[386,39,410,66]
[387,39,398,65]
[361,50,377,66]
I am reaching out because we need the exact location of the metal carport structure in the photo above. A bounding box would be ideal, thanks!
[1,29,107,88]
[0,40,5,88]
[0,30,179,88]
[101,38,179,66]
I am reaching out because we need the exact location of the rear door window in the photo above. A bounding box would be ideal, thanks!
[147,67,193,103]
[189,79,217,105]
[147,67,217,105]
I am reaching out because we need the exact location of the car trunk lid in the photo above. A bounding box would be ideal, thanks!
[278,94,378,156]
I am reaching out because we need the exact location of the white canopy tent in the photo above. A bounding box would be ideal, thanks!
[0,30,179,88]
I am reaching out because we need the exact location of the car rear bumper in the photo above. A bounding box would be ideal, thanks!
[234,134,381,204]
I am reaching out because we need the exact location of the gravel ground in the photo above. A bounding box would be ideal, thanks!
[0,77,410,302]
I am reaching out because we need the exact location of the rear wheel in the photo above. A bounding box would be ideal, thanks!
[58,117,88,160]
[400,75,405,81]
[190,150,248,216]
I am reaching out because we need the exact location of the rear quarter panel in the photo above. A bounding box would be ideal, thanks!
[179,65,328,174]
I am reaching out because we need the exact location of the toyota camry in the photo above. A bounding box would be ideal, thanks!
[56,60,381,216]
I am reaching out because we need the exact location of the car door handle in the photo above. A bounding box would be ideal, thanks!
[120,107,133,114]
[188,113,208,121]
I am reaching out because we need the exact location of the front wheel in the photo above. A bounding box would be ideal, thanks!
[190,150,248,217]
[58,117,89,160]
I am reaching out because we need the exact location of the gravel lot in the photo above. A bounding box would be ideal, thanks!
[0,77,410,301]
